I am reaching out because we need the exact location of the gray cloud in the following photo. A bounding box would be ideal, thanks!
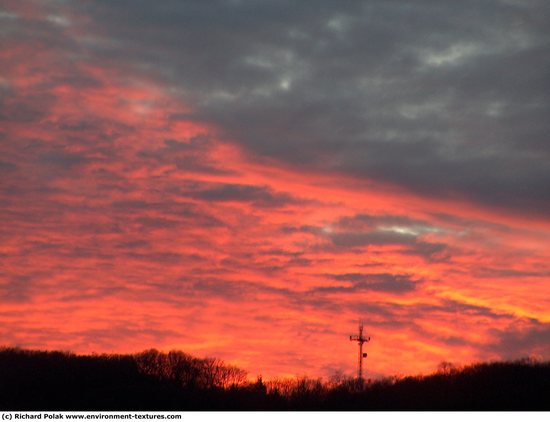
[0,275,33,303]
[186,182,303,208]
[137,136,233,175]
[110,199,225,228]
[69,0,550,216]
[327,273,417,293]
[278,213,450,260]
[38,151,88,168]
[0,160,17,172]
[337,214,434,231]
[330,230,416,248]
[325,212,450,260]
[474,267,550,279]
[488,322,550,360]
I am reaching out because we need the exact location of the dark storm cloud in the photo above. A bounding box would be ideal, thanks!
[73,0,550,216]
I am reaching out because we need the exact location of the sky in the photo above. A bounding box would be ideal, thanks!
[1,0,550,380]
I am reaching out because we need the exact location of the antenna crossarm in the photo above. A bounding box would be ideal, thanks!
[350,335,370,343]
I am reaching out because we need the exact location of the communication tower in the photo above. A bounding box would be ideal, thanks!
[349,322,371,382]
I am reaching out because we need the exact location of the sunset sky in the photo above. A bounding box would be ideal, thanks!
[1,0,550,380]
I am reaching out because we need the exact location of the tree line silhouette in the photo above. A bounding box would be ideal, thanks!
[1,347,548,410]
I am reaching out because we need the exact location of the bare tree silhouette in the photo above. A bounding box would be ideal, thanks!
[1,347,549,410]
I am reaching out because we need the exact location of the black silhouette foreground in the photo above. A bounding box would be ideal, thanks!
[1,347,549,410]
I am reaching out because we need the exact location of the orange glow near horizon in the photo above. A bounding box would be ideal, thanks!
[1,3,550,381]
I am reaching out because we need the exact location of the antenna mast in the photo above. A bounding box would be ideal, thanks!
[349,322,370,382]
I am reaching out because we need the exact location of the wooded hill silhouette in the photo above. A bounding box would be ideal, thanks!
[1,347,548,410]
